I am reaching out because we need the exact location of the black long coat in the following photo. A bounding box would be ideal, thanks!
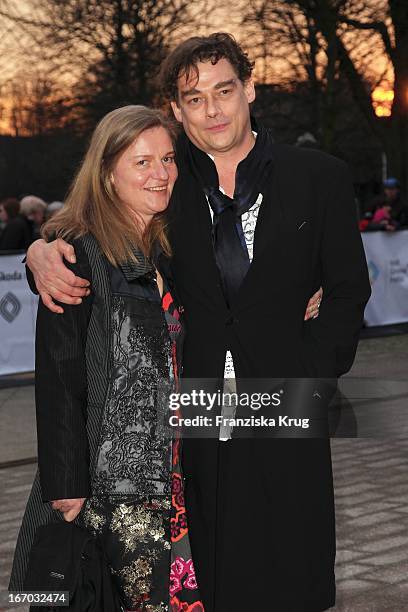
[167,142,371,611]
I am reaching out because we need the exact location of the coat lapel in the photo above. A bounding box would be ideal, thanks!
[233,155,284,309]
[169,175,229,313]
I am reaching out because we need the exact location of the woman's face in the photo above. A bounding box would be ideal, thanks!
[111,126,178,225]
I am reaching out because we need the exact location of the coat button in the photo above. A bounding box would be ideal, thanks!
[225,316,238,326]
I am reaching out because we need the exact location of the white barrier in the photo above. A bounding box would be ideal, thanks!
[362,230,408,326]
[0,253,38,375]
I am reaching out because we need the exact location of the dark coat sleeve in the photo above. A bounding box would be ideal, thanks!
[25,261,37,294]
[35,238,94,502]
[304,160,371,378]
[25,235,79,294]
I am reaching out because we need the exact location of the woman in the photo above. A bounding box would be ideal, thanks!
[9,106,203,611]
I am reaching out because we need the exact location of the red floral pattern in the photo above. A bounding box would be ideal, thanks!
[162,292,204,611]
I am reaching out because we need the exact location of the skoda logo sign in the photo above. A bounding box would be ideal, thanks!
[0,292,21,323]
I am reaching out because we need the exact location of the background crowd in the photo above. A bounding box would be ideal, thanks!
[359,177,408,232]
[0,196,63,250]
[1,173,407,254]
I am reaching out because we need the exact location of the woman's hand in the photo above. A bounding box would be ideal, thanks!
[304,287,323,321]
[26,238,90,314]
[51,498,86,522]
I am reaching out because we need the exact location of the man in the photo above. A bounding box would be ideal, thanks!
[383,177,408,228]
[26,33,370,611]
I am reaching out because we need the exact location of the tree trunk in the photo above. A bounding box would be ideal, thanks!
[388,0,408,193]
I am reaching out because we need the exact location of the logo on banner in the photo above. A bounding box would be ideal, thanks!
[0,292,21,323]
[390,258,408,283]
[367,261,380,285]
[0,270,23,281]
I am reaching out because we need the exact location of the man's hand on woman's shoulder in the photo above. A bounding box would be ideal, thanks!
[26,238,90,313]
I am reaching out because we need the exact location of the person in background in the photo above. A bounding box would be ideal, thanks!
[372,204,397,231]
[45,200,64,221]
[360,195,398,232]
[383,177,408,229]
[21,195,47,241]
[0,195,46,250]
[0,197,20,241]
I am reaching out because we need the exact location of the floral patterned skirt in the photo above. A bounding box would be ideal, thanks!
[169,440,204,612]
[82,440,204,612]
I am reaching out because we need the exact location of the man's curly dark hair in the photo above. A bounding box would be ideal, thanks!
[157,32,254,103]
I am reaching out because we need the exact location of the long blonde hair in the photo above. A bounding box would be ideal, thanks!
[43,105,177,264]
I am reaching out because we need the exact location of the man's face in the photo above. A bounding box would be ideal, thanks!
[384,187,398,203]
[171,58,255,155]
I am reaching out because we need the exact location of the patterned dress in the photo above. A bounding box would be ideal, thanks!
[81,276,204,611]
[10,237,205,612]
[164,290,204,612]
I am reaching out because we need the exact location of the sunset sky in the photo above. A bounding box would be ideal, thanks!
[0,0,395,133]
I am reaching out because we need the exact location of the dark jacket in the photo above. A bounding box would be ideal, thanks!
[10,234,182,592]
[0,214,35,251]
[34,237,179,502]
[390,194,408,228]
[168,141,371,611]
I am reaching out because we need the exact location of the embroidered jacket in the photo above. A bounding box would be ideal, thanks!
[34,234,184,502]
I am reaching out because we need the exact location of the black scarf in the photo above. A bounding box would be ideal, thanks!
[177,121,274,307]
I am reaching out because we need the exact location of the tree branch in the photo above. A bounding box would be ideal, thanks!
[339,16,395,61]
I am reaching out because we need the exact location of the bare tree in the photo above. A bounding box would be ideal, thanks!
[336,0,408,190]
[1,72,74,137]
[243,0,408,191]
[0,0,195,130]
[296,0,406,189]
[243,1,346,151]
